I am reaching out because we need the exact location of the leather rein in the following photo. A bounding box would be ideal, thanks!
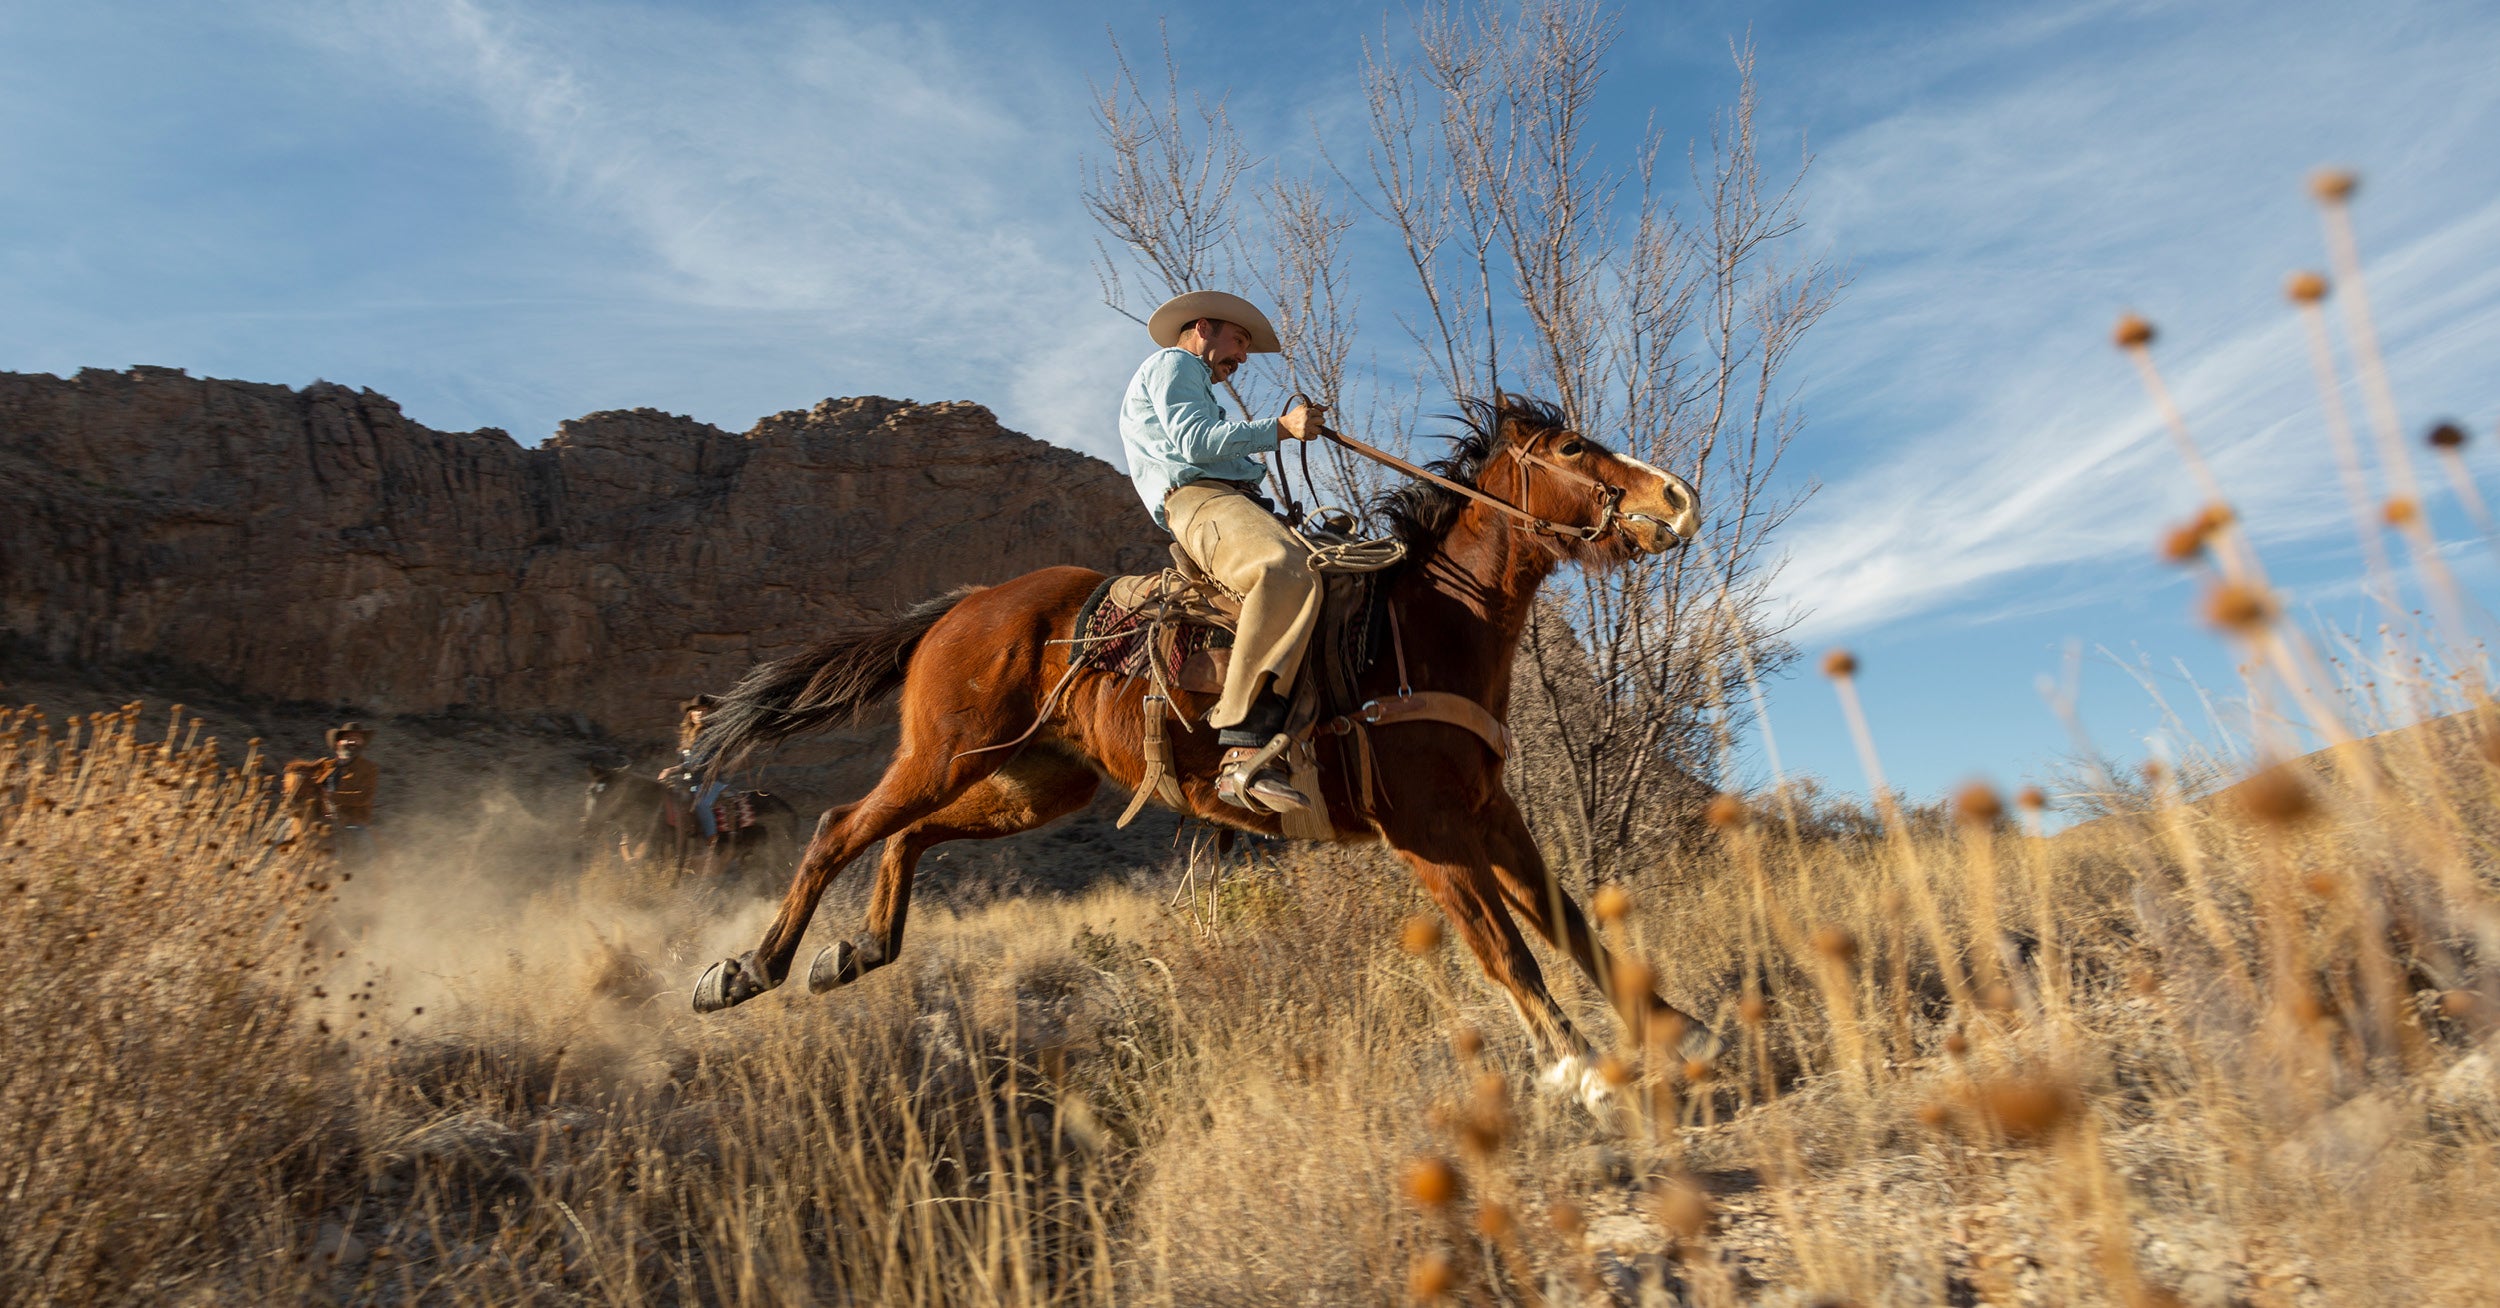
[1287,392,1631,544]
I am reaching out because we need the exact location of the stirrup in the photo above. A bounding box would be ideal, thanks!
[1216,741,1309,815]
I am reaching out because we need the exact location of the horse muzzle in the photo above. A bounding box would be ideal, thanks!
[1622,470,1701,554]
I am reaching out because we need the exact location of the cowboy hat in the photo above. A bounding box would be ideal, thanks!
[325,722,373,748]
[1148,291,1281,354]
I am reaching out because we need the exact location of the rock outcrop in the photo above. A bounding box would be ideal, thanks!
[0,367,1161,738]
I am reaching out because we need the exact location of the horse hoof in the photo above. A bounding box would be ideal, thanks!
[692,954,769,1013]
[807,940,855,994]
[1540,1052,1614,1114]
[1674,1026,1726,1065]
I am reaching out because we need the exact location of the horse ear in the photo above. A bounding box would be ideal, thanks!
[1493,391,1530,440]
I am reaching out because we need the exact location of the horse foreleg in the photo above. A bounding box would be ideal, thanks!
[1386,823,1605,1107]
[809,755,1100,994]
[1480,801,1718,1062]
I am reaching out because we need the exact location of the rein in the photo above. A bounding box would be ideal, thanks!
[1286,393,1628,543]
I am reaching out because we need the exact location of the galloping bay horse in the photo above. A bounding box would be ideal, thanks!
[690,396,1711,1102]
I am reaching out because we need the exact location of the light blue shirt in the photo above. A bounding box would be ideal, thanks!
[1118,347,1279,529]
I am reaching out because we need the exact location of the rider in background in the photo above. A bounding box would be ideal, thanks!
[659,695,728,845]
[322,721,379,862]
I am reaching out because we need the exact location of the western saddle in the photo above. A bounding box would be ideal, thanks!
[1067,531,1512,838]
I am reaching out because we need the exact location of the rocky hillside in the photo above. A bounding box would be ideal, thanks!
[0,367,1161,739]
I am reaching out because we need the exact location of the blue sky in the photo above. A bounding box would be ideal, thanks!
[5,0,2496,805]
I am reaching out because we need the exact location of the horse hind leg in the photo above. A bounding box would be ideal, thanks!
[693,745,1080,1014]
[810,753,1099,994]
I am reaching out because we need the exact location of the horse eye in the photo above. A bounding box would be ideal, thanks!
[1559,440,1585,457]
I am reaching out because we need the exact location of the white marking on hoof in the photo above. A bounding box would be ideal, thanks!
[1539,1051,1614,1113]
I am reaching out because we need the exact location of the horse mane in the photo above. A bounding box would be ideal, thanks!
[1370,393,1570,551]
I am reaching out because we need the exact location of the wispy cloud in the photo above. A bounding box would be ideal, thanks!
[1768,0,2500,641]
[279,0,1133,453]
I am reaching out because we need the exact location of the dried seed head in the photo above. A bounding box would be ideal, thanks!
[2479,732,2500,768]
[1651,1180,1713,1239]
[2159,521,2208,564]
[2204,582,2276,634]
[1954,783,2004,827]
[1458,1108,1508,1159]
[1811,925,1859,965]
[2384,496,2421,526]
[1401,915,1445,956]
[1591,883,1633,924]
[2285,270,2329,304]
[2112,313,2156,349]
[2015,785,2048,812]
[1548,1200,1586,1239]
[1820,648,1858,679]
[1474,1201,1515,1240]
[2195,502,2235,534]
[2302,871,2339,897]
[1971,1078,2079,1143]
[1452,1026,1485,1060]
[1644,1007,1691,1051]
[2428,421,2468,451]
[1611,957,1657,1002]
[1408,1251,1455,1302]
[1598,1055,1637,1088]
[1737,995,1769,1026]
[2140,757,2171,785]
[2290,991,2329,1027]
[1705,792,1750,830]
[1979,985,2015,1012]
[1944,1031,1970,1058]
[2131,967,2164,998]
[2438,990,2487,1022]
[2233,763,2317,826]
[1681,1058,1715,1084]
[1402,1156,1460,1209]
[1916,1101,1953,1128]
[2309,168,2359,203]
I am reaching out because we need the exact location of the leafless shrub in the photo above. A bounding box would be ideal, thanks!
[1086,4,1841,880]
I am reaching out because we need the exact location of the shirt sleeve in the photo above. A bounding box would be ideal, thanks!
[1142,352,1279,462]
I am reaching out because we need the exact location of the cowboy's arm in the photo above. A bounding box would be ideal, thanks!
[1142,351,1277,463]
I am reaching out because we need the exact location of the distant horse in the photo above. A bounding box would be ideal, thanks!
[277,760,334,846]
[688,395,1715,1103]
[582,763,801,880]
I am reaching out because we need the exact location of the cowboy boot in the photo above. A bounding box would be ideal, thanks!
[1216,744,1310,814]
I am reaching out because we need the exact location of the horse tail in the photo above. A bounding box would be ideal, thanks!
[696,586,980,771]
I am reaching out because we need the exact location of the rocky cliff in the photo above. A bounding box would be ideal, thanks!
[0,367,1162,738]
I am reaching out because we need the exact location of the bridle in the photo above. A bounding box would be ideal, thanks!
[1291,392,1662,545]
[1502,441,1627,542]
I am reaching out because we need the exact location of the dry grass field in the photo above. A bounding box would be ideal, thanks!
[5,662,2497,1305]
[6,179,2494,1306]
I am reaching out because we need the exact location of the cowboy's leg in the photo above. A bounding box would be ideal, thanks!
[694,779,726,840]
[1164,484,1322,740]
